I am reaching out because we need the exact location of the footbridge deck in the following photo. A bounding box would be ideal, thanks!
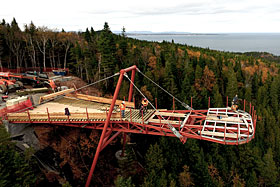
[2,65,258,187]
[6,96,256,145]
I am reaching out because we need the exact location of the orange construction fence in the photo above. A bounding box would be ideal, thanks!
[0,67,69,74]
[0,99,33,118]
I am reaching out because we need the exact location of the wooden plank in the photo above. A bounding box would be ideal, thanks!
[7,112,120,120]
[242,116,252,133]
[207,114,228,118]
[148,118,180,125]
[154,112,186,118]
[39,88,75,103]
[206,115,242,123]
[67,93,135,108]
[201,131,237,138]
[180,113,190,129]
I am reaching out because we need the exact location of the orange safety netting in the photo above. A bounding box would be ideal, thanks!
[0,67,69,73]
[0,99,33,117]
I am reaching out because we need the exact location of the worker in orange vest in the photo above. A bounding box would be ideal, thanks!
[49,80,57,92]
[231,94,238,112]
[140,98,148,115]
[120,101,126,118]
[142,98,148,107]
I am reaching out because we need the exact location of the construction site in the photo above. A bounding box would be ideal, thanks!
[0,65,257,186]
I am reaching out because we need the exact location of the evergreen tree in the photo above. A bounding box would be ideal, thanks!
[194,64,203,91]
[119,26,128,57]
[0,126,37,186]
[179,165,194,187]
[246,171,258,187]
[192,149,213,186]
[181,63,194,104]
[244,85,252,102]
[258,148,278,186]
[97,22,118,92]
[270,76,279,113]
[142,143,168,186]
[234,61,244,83]
[84,28,91,42]
[213,85,223,107]
[225,65,238,100]
[163,60,178,98]
[115,176,135,187]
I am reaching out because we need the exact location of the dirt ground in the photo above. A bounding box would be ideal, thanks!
[1,75,103,109]
[30,102,103,114]
[54,76,102,96]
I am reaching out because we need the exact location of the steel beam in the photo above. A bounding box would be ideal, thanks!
[86,71,124,187]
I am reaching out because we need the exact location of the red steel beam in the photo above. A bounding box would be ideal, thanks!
[86,71,124,187]
[86,65,137,187]
[100,131,122,151]
[10,118,253,146]
[124,68,136,156]
[128,69,135,102]
[123,65,137,73]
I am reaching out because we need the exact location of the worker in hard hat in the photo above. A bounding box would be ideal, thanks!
[140,98,148,115]
[142,98,148,107]
[231,94,238,111]
[120,101,126,118]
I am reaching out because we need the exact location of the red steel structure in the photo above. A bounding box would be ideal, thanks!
[3,65,257,187]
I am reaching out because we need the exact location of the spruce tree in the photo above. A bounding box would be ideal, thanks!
[97,22,117,92]
[213,85,223,107]
[270,76,279,113]
[225,66,238,100]
[259,148,278,186]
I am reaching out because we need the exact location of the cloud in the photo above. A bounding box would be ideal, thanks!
[130,4,239,16]
[1,0,280,32]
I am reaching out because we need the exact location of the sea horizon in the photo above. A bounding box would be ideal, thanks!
[123,32,280,56]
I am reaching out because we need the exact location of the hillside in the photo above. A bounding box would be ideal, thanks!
[0,18,280,186]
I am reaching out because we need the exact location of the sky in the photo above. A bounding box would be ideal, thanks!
[1,0,280,33]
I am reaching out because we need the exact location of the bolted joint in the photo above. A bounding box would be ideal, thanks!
[180,137,187,144]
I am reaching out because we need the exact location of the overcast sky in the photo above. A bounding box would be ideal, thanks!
[1,0,280,33]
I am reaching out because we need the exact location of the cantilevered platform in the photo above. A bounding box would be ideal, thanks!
[2,65,257,187]
[6,95,256,145]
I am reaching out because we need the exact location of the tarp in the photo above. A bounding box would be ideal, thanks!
[0,99,33,117]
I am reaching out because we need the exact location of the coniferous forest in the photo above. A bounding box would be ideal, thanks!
[1,18,280,186]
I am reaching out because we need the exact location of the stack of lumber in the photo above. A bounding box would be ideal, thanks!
[39,88,74,103]
[67,93,135,108]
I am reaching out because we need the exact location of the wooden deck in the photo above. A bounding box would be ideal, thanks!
[7,109,155,123]
[5,96,255,145]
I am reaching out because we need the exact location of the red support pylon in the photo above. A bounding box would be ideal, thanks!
[173,97,175,110]
[128,69,135,102]
[121,132,127,157]
[122,68,136,157]
[85,66,137,187]
[155,98,157,109]
[226,96,228,107]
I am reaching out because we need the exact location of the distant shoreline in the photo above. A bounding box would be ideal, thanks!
[127,33,280,56]
[126,33,221,36]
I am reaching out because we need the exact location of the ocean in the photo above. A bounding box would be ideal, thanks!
[127,33,280,56]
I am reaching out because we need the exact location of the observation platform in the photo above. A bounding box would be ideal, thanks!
[2,65,257,187]
[5,95,256,145]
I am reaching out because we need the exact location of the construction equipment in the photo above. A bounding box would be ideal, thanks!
[0,79,23,94]
[0,71,56,93]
